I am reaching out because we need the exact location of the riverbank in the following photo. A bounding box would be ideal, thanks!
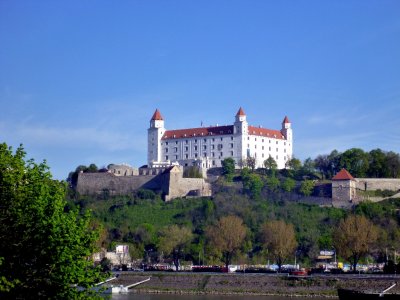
[112,272,400,297]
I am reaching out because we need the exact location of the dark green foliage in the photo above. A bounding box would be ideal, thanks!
[221,158,235,181]
[314,148,400,179]
[0,143,105,299]
[299,180,314,196]
[282,177,296,192]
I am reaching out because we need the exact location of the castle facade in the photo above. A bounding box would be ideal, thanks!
[147,107,293,170]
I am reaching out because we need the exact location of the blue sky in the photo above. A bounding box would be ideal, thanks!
[1,1,399,180]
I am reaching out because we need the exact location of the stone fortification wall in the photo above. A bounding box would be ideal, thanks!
[355,178,400,192]
[108,164,139,176]
[76,172,161,196]
[76,168,211,201]
[166,177,212,201]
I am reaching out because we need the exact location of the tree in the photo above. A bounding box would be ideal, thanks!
[333,215,378,272]
[260,220,297,272]
[263,156,277,175]
[386,151,400,178]
[367,149,387,178]
[314,154,330,180]
[299,180,314,196]
[246,157,256,172]
[266,176,280,193]
[0,143,106,299]
[338,148,369,178]
[282,177,296,193]
[221,158,235,182]
[206,216,247,267]
[242,171,263,198]
[158,225,193,271]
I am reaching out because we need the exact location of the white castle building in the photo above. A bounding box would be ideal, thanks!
[147,107,293,170]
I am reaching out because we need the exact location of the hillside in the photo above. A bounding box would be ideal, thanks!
[68,176,400,267]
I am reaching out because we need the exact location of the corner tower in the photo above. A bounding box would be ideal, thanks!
[234,107,248,135]
[281,116,292,141]
[147,109,165,166]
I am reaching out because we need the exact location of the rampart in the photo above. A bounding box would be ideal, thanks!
[76,166,211,201]
[355,178,400,192]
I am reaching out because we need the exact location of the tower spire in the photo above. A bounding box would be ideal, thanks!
[151,109,164,121]
[236,107,246,116]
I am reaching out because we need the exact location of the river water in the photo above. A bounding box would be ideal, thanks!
[112,294,330,300]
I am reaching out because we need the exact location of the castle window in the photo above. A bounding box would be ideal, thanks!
[262,139,264,143]
[175,141,178,144]
[284,142,286,146]
[174,147,178,152]
[212,152,215,157]
[262,153,264,158]
[203,145,207,150]
[284,149,286,153]
[194,146,198,151]
[262,146,264,150]
[247,144,250,148]
[231,136,233,140]
[166,155,169,160]
[212,138,215,142]
[255,145,257,149]
[276,155,278,160]
[276,141,278,144]
[269,147,271,151]
[230,143,233,148]
[195,153,198,158]
[212,145,215,150]
[175,155,178,159]
[255,138,257,141]
[218,144,223,150]
[276,148,278,152]
[185,146,188,151]
[269,140,271,143]
[185,154,188,159]
[185,140,188,144]
[204,139,206,142]
[247,137,250,140]
[165,148,168,153]
[203,153,207,157]
[230,151,233,156]
[220,152,223,157]
[195,139,197,143]
[212,160,216,166]
[220,137,223,141]
[166,142,169,145]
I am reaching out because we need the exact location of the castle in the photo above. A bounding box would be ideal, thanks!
[148,107,293,170]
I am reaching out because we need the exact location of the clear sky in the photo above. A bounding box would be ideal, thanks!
[1,1,399,180]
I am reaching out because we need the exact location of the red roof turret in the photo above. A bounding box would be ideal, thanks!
[332,169,355,181]
[236,107,246,116]
[283,116,291,124]
[151,109,164,121]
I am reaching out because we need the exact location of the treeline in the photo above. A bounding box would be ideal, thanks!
[313,148,400,179]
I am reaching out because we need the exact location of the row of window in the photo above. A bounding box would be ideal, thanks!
[163,136,234,146]
[165,153,286,162]
[164,143,234,153]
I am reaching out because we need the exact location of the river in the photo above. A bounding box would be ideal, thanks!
[112,294,331,300]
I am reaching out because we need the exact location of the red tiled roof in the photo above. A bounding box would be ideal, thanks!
[162,125,234,140]
[248,126,285,140]
[283,116,291,124]
[151,109,163,121]
[332,169,355,181]
[236,107,246,116]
